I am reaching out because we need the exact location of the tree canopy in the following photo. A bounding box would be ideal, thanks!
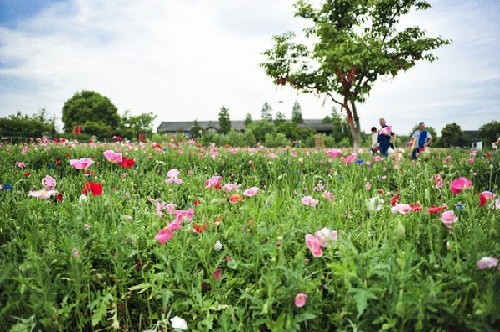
[291,101,303,123]
[478,121,500,146]
[261,0,450,147]
[0,109,55,139]
[440,123,468,148]
[261,102,273,121]
[62,90,119,133]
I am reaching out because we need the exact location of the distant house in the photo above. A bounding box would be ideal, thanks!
[157,119,333,135]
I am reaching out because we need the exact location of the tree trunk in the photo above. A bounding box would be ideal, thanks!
[350,101,362,149]
[341,98,362,149]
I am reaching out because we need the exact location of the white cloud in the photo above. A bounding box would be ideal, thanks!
[0,0,498,135]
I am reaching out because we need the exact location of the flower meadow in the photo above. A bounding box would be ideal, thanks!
[0,141,499,331]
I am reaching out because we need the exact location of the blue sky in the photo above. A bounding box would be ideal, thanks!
[0,0,499,134]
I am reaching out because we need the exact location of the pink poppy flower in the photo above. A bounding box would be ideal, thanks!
[295,293,308,308]
[373,155,382,162]
[166,177,183,184]
[21,146,29,154]
[305,234,323,257]
[70,158,94,170]
[302,196,319,207]
[243,187,259,197]
[103,150,123,163]
[16,161,26,169]
[326,148,342,158]
[205,175,223,189]
[167,221,182,232]
[479,191,495,207]
[315,228,338,247]
[167,169,181,178]
[476,257,498,270]
[155,228,174,244]
[341,153,357,164]
[365,182,372,190]
[468,158,475,163]
[441,210,458,225]
[28,189,58,200]
[391,203,412,214]
[322,191,334,201]
[222,183,240,193]
[42,175,56,190]
[450,177,472,194]
[174,208,195,223]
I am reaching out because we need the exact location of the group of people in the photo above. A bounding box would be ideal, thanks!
[371,118,432,160]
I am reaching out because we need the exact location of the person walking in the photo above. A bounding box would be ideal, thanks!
[411,122,432,160]
[378,118,393,157]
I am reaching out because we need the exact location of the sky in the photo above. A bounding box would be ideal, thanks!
[0,0,499,135]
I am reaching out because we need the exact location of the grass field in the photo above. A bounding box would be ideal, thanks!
[0,142,499,331]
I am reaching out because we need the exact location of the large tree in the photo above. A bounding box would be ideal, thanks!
[291,101,304,123]
[261,0,450,148]
[62,90,119,133]
[218,106,231,134]
[0,109,56,139]
[478,121,500,147]
[440,123,467,148]
[119,111,157,137]
[261,102,273,121]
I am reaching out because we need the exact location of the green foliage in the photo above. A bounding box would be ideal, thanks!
[478,121,500,148]
[0,109,56,140]
[247,120,276,142]
[261,102,273,121]
[62,90,119,133]
[291,102,303,124]
[217,107,231,135]
[119,112,157,138]
[261,0,450,147]
[440,123,469,148]
[323,108,352,145]
[274,112,287,125]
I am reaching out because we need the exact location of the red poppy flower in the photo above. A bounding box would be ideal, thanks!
[479,194,487,207]
[55,159,62,165]
[193,199,202,206]
[55,193,64,202]
[23,171,32,177]
[193,222,208,234]
[229,194,243,204]
[390,194,400,206]
[377,189,384,194]
[410,203,422,212]
[485,153,492,158]
[427,204,447,215]
[120,157,135,169]
[82,182,103,196]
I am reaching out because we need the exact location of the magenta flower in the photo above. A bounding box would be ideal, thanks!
[174,208,195,223]
[295,293,308,308]
[103,150,123,163]
[450,177,472,194]
[243,187,259,197]
[441,210,458,225]
[476,257,498,270]
[212,268,222,281]
[305,234,323,257]
[70,158,94,170]
[16,161,26,169]
[222,183,240,193]
[155,228,174,244]
[391,203,412,215]
[326,148,342,158]
[302,196,319,207]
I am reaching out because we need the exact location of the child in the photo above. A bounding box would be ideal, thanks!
[371,127,379,154]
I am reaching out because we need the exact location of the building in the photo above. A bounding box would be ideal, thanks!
[157,119,333,135]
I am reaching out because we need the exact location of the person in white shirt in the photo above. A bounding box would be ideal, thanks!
[371,127,379,154]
